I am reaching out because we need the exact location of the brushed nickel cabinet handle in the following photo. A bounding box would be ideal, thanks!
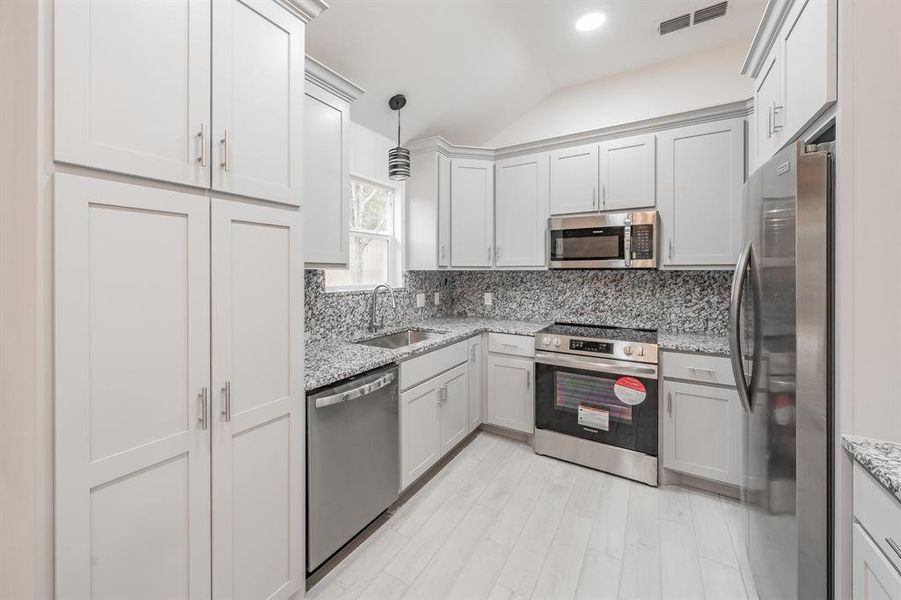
[526,371,531,390]
[220,130,230,171]
[667,391,673,415]
[197,123,207,167]
[221,381,231,422]
[198,387,208,430]
[886,537,901,561]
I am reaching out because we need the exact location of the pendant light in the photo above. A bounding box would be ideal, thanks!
[388,94,411,180]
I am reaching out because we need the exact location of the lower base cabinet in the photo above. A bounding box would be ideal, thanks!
[467,336,483,433]
[662,379,743,486]
[400,362,469,490]
[485,354,534,434]
[853,524,901,600]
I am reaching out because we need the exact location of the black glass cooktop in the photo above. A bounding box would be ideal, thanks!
[539,323,658,345]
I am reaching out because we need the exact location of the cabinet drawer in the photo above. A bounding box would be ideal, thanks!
[488,333,535,357]
[400,340,467,391]
[662,351,735,387]
[854,463,901,574]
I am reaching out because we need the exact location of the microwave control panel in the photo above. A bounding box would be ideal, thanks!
[630,225,654,260]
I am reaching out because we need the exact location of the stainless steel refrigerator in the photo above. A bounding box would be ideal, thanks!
[729,141,833,600]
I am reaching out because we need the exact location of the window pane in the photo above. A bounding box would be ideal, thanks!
[350,180,392,234]
[324,235,389,288]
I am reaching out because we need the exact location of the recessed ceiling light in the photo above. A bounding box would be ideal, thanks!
[575,11,606,32]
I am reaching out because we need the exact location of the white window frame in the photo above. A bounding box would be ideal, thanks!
[325,173,405,292]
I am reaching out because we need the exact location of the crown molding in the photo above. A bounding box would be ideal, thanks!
[406,99,754,161]
[276,0,328,23]
[305,56,365,103]
[740,0,793,77]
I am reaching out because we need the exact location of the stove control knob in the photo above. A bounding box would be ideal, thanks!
[553,338,561,348]
[543,336,551,346]
[637,346,646,357]
[623,345,633,356]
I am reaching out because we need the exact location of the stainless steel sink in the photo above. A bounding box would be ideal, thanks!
[358,329,444,349]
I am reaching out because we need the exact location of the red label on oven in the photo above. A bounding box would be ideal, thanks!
[614,377,647,406]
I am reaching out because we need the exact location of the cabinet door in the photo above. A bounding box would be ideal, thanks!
[54,174,211,600]
[400,379,442,490]
[450,159,495,267]
[495,153,549,267]
[468,337,483,433]
[658,118,745,267]
[54,0,211,187]
[662,380,742,485]
[599,134,656,211]
[303,84,349,267]
[486,354,534,434]
[211,199,304,600]
[439,364,470,454]
[212,0,304,205]
[438,153,452,267]
[549,143,599,215]
[853,524,901,600]
[781,0,837,139]
[753,45,783,170]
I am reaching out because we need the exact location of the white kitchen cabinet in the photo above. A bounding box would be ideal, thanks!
[486,354,534,434]
[494,153,549,268]
[450,158,495,267]
[212,0,305,205]
[406,150,451,269]
[853,524,901,600]
[657,117,746,267]
[467,336,484,433]
[549,143,599,215]
[400,376,442,490]
[303,58,362,268]
[210,199,304,600]
[54,0,212,188]
[439,364,469,454]
[753,45,783,171]
[598,134,656,211]
[662,379,743,486]
[54,174,212,599]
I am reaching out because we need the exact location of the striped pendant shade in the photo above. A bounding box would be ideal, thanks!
[388,94,410,181]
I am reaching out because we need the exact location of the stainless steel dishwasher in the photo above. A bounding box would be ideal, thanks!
[306,365,399,572]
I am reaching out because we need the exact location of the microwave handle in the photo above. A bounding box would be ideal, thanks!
[623,213,632,268]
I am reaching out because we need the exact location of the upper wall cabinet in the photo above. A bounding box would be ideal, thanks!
[549,135,656,216]
[744,0,837,171]
[211,0,305,205]
[406,150,451,270]
[549,143,599,215]
[302,58,364,268]
[56,0,309,207]
[55,0,212,188]
[450,159,495,268]
[657,118,745,268]
[495,153,549,268]
[599,134,656,212]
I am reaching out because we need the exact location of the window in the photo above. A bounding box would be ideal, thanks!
[325,177,402,289]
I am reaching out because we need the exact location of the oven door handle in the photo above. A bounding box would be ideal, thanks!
[534,351,658,379]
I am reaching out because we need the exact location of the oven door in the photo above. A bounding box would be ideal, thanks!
[549,225,626,268]
[534,351,658,456]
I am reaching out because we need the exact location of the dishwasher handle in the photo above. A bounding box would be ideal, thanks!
[314,372,396,409]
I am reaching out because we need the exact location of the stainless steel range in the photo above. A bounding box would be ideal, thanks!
[533,323,659,486]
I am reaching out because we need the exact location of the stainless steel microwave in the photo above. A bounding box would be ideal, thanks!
[548,210,658,269]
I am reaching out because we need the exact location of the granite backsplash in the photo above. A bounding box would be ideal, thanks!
[305,268,730,342]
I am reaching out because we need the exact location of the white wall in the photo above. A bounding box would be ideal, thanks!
[349,120,397,185]
[486,43,754,148]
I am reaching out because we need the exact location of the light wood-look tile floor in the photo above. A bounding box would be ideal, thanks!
[306,432,759,600]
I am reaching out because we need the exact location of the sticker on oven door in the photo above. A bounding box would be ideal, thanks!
[614,377,647,406]
[578,405,610,431]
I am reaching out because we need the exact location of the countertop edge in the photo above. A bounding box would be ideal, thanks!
[843,434,901,504]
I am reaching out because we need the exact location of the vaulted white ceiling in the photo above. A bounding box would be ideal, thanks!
[306,0,765,146]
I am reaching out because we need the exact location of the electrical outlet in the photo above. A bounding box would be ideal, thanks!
[484,292,493,306]
[433,292,440,305]
[415,293,426,308]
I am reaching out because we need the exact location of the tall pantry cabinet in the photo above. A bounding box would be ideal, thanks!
[52,0,321,598]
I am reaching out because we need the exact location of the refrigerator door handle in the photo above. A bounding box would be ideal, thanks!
[729,241,761,414]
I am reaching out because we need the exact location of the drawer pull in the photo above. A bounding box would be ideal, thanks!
[688,367,717,377]
[887,537,901,561]
[502,343,519,349]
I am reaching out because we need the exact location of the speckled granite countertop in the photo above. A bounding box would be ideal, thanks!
[658,332,730,355]
[843,435,901,503]
[305,318,550,392]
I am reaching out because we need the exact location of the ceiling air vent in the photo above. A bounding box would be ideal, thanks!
[658,13,691,35]
[693,2,728,25]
